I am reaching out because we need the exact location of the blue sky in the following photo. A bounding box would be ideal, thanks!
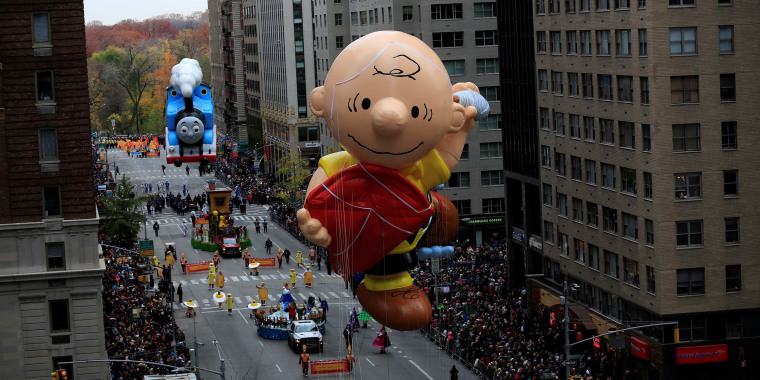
[83,0,208,25]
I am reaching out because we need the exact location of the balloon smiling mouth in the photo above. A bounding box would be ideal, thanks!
[348,134,423,155]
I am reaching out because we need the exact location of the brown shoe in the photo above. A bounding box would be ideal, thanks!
[357,282,432,331]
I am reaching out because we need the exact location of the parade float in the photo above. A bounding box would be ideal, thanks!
[253,288,326,340]
[190,179,252,253]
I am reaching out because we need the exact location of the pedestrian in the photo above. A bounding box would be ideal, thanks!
[284,248,291,264]
[243,249,250,268]
[325,254,332,276]
[215,270,225,290]
[186,165,190,175]
[180,253,187,274]
[289,268,298,289]
[316,251,322,271]
[296,250,303,267]
[254,220,261,233]
[263,220,268,232]
[149,182,153,192]
[208,269,215,291]
[265,238,273,255]
[308,246,316,266]
[150,204,155,218]
[320,298,328,318]
[373,326,391,353]
[257,282,268,305]
[166,181,170,193]
[191,210,196,226]
[343,324,353,349]
[162,164,166,175]
[304,266,313,288]
[240,202,246,214]
[349,308,360,331]
[226,293,234,315]
[115,165,119,176]
[299,347,310,377]
[181,222,187,237]
[277,249,283,269]
[177,284,183,304]
[153,221,160,237]
[149,274,155,289]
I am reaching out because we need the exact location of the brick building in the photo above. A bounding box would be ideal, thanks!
[0,0,107,378]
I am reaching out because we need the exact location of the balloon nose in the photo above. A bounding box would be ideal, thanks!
[371,98,409,136]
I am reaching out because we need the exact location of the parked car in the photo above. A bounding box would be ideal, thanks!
[287,320,324,353]
[219,237,241,258]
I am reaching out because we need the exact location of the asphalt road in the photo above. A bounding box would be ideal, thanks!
[108,150,478,380]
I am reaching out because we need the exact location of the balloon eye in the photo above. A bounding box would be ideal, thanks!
[171,90,178,97]
[193,126,200,133]
[181,126,188,133]
[411,106,420,118]
[361,98,371,110]
[200,88,208,95]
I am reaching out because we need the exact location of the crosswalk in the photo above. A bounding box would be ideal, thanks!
[176,271,343,285]
[196,290,353,305]
[150,214,269,225]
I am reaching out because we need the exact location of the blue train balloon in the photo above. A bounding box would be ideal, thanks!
[165,83,216,166]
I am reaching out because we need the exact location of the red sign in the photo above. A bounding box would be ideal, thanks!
[310,359,350,375]
[187,261,211,273]
[630,336,650,360]
[676,344,728,364]
[252,257,276,267]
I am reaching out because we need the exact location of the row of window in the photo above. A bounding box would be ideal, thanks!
[431,31,498,48]
[443,58,500,76]
[451,198,504,216]
[537,0,730,15]
[448,170,505,188]
[399,2,497,22]
[678,265,742,296]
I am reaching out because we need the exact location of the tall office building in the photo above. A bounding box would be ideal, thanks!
[500,1,760,379]
[313,1,504,245]
[0,1,107,378]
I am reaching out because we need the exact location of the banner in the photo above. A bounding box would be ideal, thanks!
[676,344,728,365]
[630,336,650,360]
[146,152,160,157]
[252,257,276,267]
[139,240,154,257]
[310,359,350,375]
[196,218,209,225]
[187,261,212,273]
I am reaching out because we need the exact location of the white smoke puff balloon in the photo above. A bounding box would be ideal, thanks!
[170,58,203,98]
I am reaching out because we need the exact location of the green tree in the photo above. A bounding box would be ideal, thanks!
[274,149,310,203]
[99,176,147,245]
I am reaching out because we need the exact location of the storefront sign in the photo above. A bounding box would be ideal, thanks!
[539,288,560,307]
[186,261,211,273]
[310,359,350,375]
[139,240,154,257]
[529,235,543,250]
[512,231,525,243]
[464,216,504,226]
[251,257,276,267]
[630,336,650,360]
[305,142,321,148]
[676,344,728,365]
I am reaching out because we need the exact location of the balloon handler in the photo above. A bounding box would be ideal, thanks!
[298,31,484,331]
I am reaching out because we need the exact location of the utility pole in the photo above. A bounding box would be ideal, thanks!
[563,280,571,379]
[213,339,226,380]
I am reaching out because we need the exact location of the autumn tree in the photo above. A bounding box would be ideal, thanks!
[273,149,311,203]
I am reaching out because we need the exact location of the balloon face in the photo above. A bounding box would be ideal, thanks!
[176,116,204,144]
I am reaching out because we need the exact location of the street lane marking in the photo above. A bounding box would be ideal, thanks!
[275,364,282,373]
[245,296,253,302]
[409,360,434,380]
[230,276,239,282]
[366,358,375,366]
[260,275,270,280]
[180,281,187,285]
[269,295,277,301]
[240,276,250,281]
[298,293,308,300]
[201,299,209,304]
[191,280,199,285]
[329,292,339,298]
[238,310,248,324]
[234,297,242,303]
[320,292,329,299]
[259,341,264,347]
[309,293,317,299]
[341,292,350,298]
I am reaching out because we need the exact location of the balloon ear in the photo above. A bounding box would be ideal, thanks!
[310,87,326,118]
[448,102,466,134]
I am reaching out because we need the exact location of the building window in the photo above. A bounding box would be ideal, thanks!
[638,0,646,8]
[552,71,564,95]
[567,31,578,54]
[480,142,502,158]
[32,13,51,44]
[335,13,343,25]
[554,112,565,135]
[402,6,413,21]
[350,12,358,25]
[598,74,612,101]
[588,244,599,270]
[39,128,58,160]
[585,159,597,185]
[460,144,468,160]
[551,31,562,54]
[558,232,569,255]
[671,76,699,104]
[478,114,501,131]
[640,77,649,104]
[476,58,499,74]
[475,30,497,46]
[620,167,636,194]
[672,123,700,152]
[720,74,736,101]
[536,0,546,14]
[615,0,629,8]
[431,3,463,20]
[336,36,344,49]
[646,265,655,293]
[719,25,734,53]
[670,27,697,55]
[580,30,592,55]
[549,0,561,13]
[448,172,470,187]
[557,193,568,217]
[537,31,547,53]
[555,152,566,176]
[725,217,739,244]
[574,238,585,262]
[645,219,654,246]
[618,122,635,149]
[587,202,598,227]
[433,32,464,48]
[581,0,591,11]
[298,126,319,141]
[602,206,617,233]
[35,71,55,103]
[583,116,595,141]
[571,156,582,180]
[600,118,614,145]
[443,60,465,76]
[43,186,61,217]
[481,170,503,186]
[49,299,70,332]
[718,0,732,4]
[677,268,705,295]
[604,250,619,279]
[570,114,580,138]
[616,29,631,56]
[474,2,497,18]
[624,258,639,286]
[480,86,500,102]
[676,220,702,247]
[674,172,701,200]
[544,221,555,243]
[726,313,741,338]
[541,145,552,168]
[540,107,550,129]
[669,0,695,6]
[726,265,741,292]
[677,316,706,342]
[721,121,737,150]
[482,198,504,214]
[642,124,651,151]
[597,0,610,10]
[638,29,648,56]
[622,212,638,240]
[723,170,738,197]
[596,30,611,55]
[452,199,471,215]
[360,10,367,25]
[644,171,653,199]
[573,198,584,222]
[47,242,65,270]
[617,76,633,103]
[568,73,579,97]
[543,183,553,205]
[582,73,593,98]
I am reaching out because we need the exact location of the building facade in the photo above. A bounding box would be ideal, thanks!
[0,1,107,378]
[506,1,760,379]
[312,0,504,245]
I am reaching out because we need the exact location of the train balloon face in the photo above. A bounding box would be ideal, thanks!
[165,83,216,166]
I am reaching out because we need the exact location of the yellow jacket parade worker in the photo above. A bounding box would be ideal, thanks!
[304,266,314,288]
[296,250,303,266]
[216,270,225,289]
[289,269,298,289]
[257,282,268,305]
[166,253,175,266]
[208,270,215,290]
[226,293,234,314]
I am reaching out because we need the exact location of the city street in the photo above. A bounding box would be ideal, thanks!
[108,150,477,380]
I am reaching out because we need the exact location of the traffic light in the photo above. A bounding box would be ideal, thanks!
[51,369,66,380]
[51,371,59,380]
[59,369,67,380]
[674,327,680,343]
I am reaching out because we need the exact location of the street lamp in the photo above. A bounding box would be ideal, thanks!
[563,280,580,379]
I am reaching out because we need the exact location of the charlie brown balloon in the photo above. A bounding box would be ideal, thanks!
[298,31,481,331]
